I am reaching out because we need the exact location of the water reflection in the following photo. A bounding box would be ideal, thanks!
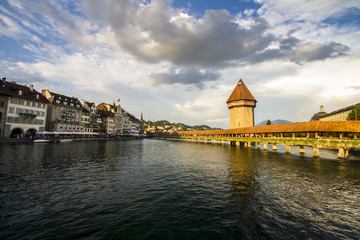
[1,140,360,240]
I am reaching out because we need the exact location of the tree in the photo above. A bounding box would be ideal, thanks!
[266,119,272,125]
[347,105,360,120]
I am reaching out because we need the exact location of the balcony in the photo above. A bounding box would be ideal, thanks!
[18,109,37,119]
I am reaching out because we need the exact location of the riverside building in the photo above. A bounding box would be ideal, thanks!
[42,90,83,132]
[0,78,49,137]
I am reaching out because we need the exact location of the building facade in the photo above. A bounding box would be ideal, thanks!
[96,103,116,134]
[82,101,102,133]
[311,103,360,121]
[42,90,83,132]
[227,79,257,129]
[0,79,49,137]
[0,78,11,137]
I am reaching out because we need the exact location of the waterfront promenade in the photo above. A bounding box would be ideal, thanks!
[153,121,360,159]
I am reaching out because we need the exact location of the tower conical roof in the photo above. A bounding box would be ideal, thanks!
[226,79,256,103]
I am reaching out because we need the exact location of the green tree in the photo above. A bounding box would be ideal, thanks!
[347,105,360,120]
[266,119,272,125]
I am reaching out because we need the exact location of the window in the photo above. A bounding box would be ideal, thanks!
[24,100,27,106]
[10,98,16,104]
[18,90,22,95]
[8,107,14,113]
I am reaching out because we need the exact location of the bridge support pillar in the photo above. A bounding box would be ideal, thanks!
[272,144,277,152]
[286,145,290,154]
[236,141,240,147]
[244,142,248,148]
[263,143,268,151]
[313,146,319,158]
[257,143,261,149]
[248,142,253,148]
[338,148,349,159]
[299,146,305,155]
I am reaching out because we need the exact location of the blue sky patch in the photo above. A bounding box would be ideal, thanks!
[322,7,360,29]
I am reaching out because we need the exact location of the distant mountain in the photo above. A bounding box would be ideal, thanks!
[144,120,222,131]
[256,119,292,126]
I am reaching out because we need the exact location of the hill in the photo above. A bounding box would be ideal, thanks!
[144,120,222,131]
[256,119,292,126]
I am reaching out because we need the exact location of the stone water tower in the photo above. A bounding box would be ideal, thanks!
[226,79,257,129]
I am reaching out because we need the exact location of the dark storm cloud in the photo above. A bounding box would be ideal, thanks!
[248,40,349,64]
[83,0,275,67]
[147,67,221,89]
[83,0,350,68]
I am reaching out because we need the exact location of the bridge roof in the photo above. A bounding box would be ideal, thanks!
[226,79,256,103]
[179,121,360,135]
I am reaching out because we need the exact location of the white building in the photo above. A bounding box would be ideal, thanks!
[0,79,49,137]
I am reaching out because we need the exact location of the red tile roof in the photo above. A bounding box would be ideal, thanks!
[179,121,360,135]
[2,81,50,104]
[226,79,256,103]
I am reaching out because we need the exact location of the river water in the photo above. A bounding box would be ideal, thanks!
[1,139,359,239]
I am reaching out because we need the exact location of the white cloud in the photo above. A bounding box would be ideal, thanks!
[0,0,359,128]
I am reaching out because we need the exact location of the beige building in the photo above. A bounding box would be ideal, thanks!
[315,103,360,121]
[227,79,257,129]
[96,103,116,134]
[42,90,83,132]
[0,79,49,137]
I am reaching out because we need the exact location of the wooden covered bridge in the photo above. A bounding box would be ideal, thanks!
[156,121,360,159]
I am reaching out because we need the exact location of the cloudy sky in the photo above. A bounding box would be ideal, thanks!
[0,0,359,128]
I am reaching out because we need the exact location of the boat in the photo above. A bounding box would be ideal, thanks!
[33,139,50,143]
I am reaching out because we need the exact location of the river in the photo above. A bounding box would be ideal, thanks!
[1,139,360,239]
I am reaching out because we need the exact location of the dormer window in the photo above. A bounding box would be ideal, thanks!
[36,94,40,99]
[18,90,23,95]
[64,102,67,105]
[56,100,60,104]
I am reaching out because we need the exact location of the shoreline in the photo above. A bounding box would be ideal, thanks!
[0,135,144,144]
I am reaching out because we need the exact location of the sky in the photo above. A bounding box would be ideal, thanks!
[0,0,359,129]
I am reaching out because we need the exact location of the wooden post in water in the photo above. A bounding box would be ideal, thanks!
[272,144,277,152]
[286,145,291,154]
[263,143,268,151]
[313,146,319,158]
[299,146,305,155]
[338,148,349,159]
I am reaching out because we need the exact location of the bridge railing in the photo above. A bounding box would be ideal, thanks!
[148,121,360,159]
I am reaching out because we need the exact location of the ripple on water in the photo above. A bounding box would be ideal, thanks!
[0,139,359,240]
